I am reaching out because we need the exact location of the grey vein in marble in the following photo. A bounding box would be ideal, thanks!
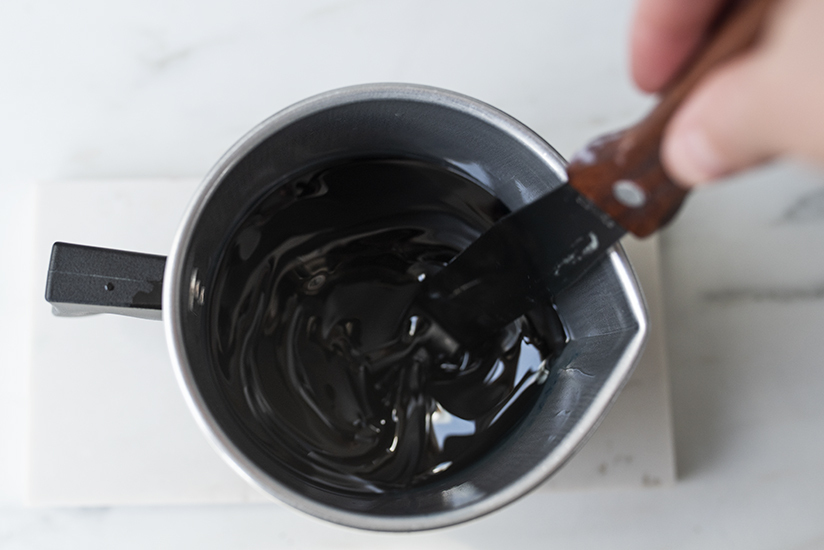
[779,187,824,224]
[703,284,824,304]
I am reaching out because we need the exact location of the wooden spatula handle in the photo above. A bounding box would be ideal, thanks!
[567,0,776,237]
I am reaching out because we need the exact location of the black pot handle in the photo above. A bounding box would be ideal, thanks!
[45,242,166,320]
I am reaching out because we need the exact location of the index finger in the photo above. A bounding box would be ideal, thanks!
[631,0,729,92]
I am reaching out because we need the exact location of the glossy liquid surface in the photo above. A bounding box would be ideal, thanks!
[208,159,566,493]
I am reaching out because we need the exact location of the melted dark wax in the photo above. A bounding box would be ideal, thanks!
[208,159,566,493]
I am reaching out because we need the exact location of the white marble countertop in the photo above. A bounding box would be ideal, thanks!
[3,0,824,548]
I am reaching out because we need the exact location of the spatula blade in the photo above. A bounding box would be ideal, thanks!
[419,184,626,346]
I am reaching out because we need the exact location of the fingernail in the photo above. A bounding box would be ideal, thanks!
[664,128,728,186]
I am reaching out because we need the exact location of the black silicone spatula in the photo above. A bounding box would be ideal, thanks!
[418,0,776,347]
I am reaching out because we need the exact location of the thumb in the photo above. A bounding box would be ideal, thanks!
[661,49,783,187]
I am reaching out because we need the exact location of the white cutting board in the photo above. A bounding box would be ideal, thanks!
[27,179,675,506]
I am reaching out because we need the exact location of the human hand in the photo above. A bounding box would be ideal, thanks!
[630,0,824,186]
